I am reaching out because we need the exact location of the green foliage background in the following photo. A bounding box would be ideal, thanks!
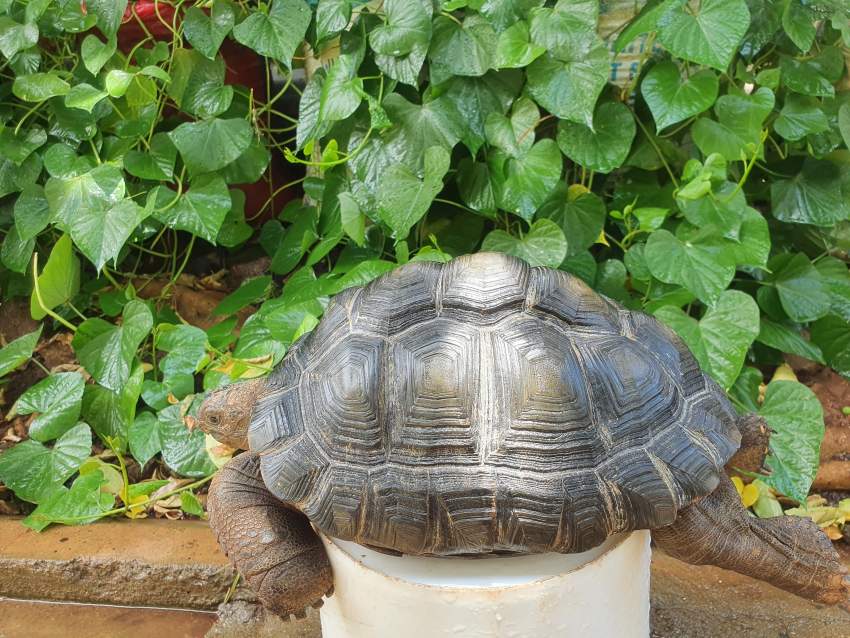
[0,0,849,527]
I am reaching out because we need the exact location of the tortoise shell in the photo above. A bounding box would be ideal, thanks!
[248,253,740,555]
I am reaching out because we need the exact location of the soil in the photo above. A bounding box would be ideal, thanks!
[650,551,850,637]
[0,299,38,343]
[795,365,850,492]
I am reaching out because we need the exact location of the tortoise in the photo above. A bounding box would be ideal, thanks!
[198,252,849,619]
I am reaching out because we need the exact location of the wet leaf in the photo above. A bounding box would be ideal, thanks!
[157,404,217,478]
[641,62,719,131]
[654,290,759,390]
[760,380,824,503]
[556,101,636,174]
[481,219,567,268]
[73,300,153,392]
[128,411,161,468]
[12,372,85,442]
[233,0,311,69]
[657,0,750,70]
[378,146,450,239]
[23,469,115,531]
[0,423,91,504]
[183,0,235,60]
[644,229,735,305]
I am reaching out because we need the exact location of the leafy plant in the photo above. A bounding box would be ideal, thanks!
[0,0,849,527]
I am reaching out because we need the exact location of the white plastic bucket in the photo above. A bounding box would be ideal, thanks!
[319,530,651,638]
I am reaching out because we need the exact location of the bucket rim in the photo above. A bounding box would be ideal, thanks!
[319,531,646,592]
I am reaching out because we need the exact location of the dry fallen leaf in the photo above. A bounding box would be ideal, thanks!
[786,495,850,539]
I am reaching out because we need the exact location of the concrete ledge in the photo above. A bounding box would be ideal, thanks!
[0,517,242,609]
[0,598,218,638]
[1,517,848,637]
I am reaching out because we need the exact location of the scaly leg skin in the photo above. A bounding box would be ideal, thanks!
[653,474,850,605]
[207,451,333,620]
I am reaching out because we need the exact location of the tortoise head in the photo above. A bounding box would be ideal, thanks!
[197,379,266,450]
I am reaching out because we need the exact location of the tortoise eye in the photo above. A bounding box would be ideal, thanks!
[208,414,221,426]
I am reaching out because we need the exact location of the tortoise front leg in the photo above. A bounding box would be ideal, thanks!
[653,474,850,605]
[207,451,333,619]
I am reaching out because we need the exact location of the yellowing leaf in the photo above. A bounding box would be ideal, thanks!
[770,363,798,383]
[741,482,759,508]
[595,230,610,247]
[125,493,149,519]
[751,479,783,518]
[213,354,274,379]
[731,476,745,494]
[567,183,590,201]
[79,458,124,499]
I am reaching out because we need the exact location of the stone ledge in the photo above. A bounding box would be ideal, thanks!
[1,517,848,637]
[0,517,242,609]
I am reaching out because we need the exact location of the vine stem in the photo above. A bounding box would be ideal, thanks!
[31,253,77,332]
[722,129,768,202]
[631,107,679,188]
[30,475,216,524]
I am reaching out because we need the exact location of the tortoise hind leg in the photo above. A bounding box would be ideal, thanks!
[207,451,333,619]
[653,474,850,605]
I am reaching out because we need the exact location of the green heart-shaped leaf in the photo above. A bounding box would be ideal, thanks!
[537,186,606,256]
[691,88,774,161]
[499,139,563,221]
[757,318,824,363]
[12,372,85,442]
[654,289,759,389]
[481,218,567,267]
[657,0,750,70]
[495,20,545,68]
[641,61,719,131]
[316,0,352,42]
[760,380,824,502]
[128,412,161,468]
[169,118,253,175]
[183,0,235,60]
[556,100,636,173]
[429,14,496,78]
[378,146,450,239]
[526,46,609,129]
[153,174,232,243]
[0,327,41,379]
[23,470,115,531]
[774,94,829,141]
[368,0,431,56]
[0,422,91,504]
[644,228,735,304]
[158,403,218,478]
[13,72,70,102]
[73,300,153,392]
[770,160,850,227]
[766,253,831,323]
[232,0,311,69]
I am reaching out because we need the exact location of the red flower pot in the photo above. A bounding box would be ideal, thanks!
[115,1,300,225]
